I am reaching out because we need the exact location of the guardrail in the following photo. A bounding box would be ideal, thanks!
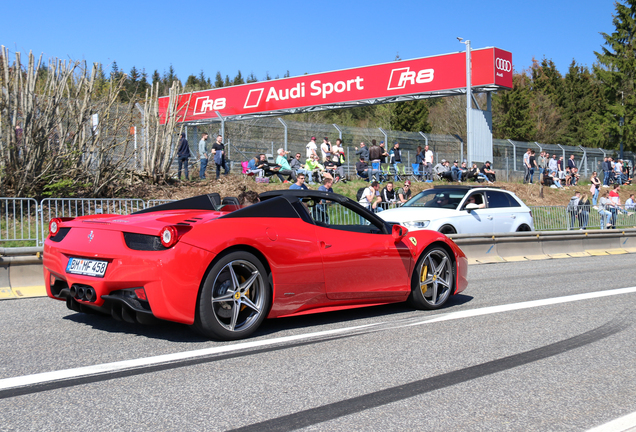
[1,195,636,250]
[449,228,636,263]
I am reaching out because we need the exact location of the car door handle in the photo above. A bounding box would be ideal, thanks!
[487,216,493,220]
[510,215,516,219]
[320,241,332,249]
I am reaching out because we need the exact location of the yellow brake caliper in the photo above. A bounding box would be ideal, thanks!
[420,265,428,295]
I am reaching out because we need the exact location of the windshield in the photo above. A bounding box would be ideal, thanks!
[402,188,469,210]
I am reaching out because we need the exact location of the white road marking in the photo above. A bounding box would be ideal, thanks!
[587,411,636,432]
[2,286,636,393]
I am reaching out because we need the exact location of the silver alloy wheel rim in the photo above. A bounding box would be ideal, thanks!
[418,249,452,306]
[211,259,265,332]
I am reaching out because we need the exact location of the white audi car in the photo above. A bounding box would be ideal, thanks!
[378,186,534,235]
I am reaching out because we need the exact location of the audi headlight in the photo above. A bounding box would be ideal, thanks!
[403,220,430,230]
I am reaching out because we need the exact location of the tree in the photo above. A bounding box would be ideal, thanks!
[224,74,232,87]
[391,100,431,132]
[594,0,636,151]
[492,73,535,141]
[233,70,244,85]
[214,71,224,88]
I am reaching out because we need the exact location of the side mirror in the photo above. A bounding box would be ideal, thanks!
[392,224,407,242]
[465,203,479,211]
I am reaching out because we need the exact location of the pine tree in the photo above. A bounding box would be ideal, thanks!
[594,0,636,151]
[391,100,432,132]
[214,71,224,88]
[233,70,245,85]
[224,75,232,87]
[492,73,535,141]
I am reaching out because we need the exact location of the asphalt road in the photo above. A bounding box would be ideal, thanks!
[1,254,636,431]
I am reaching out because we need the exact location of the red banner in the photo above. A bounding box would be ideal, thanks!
[159,47,512,124]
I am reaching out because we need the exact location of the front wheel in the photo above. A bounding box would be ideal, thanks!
[194,251,271,340]
[408,246,454,310]
[439,225,457,235]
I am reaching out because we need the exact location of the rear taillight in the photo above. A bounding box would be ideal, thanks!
[160,226,179,248]
[49,218,62,236]
[134,288,147,301]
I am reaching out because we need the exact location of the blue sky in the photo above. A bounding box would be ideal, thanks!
[1,0,617,82]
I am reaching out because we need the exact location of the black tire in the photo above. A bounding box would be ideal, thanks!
[194,251,270,340]
[439,225,457,235]
[408,245,454,310]
[516,224,532,232]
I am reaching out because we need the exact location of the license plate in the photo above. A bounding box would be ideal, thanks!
[66,258,108,277]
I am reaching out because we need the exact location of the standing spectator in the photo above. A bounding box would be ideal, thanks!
[590,171,601,207]
[212,134,230,180]
[369,140,382,163]
[609,184,621,228]
[598,191,614,229]
[198,133,209,180]
[320,137,332,162]
[625,193,636,211]
[177,133,191,180]
[481,161,496,183]
[423,144,434,180]
[523,148,531,183]
[275,148,296,183]
[331,138,345,181]
[390,142,402,180]
[614,159,624,185]
[379,142,389,164]
[548,154,558,176]
[567,192,581,230]
[354,142,369,161]
[381,182,397,204]
[289,173,308,190]
[567,154,576,173]
[537,151,547,180]
[602,157,612,186]
[397,180,412,203]
[557,156,565,179]
[306,137,318,159]
[528,150,537,184]
[415,146,425,181]
[578,194,590,230]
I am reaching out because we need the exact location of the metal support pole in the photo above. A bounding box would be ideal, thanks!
[579,145,588,177]
[454,134,464,165]
[507,139,517,171]
[459,38,472,167]
[378,128,388,147]
[135,103,145,168]
[418,131,429,149]
[557,144,565,166]
[333,123,342,140]
[278,118,288,152]
[215,110,226,158]
[534,141,543,152]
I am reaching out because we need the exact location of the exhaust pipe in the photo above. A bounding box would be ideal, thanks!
[69,285,78,298]
[85,288,96,302]
[77,286,85,300]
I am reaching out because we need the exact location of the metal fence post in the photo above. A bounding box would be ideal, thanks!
[507,139,517,172]
[333,123,342,140]
[278,118,288,152]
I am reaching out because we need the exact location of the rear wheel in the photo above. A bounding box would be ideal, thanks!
[194,251,270,340]
[516,224,532,232]
[408,246,454,310]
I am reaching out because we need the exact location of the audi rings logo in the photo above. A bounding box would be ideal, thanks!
[496,58,512,72]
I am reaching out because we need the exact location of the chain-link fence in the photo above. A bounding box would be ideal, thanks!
[178,119,634,182]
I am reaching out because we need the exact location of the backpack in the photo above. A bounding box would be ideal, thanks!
[356,187,367,202]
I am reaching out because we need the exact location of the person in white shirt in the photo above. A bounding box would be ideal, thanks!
[306,137,318,159]
[320,137,331,162]
[626,193,636,212]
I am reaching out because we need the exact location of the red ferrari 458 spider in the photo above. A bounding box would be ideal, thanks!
[44,190,468,340]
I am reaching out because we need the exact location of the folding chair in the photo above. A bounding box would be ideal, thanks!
[411,163,423,182]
